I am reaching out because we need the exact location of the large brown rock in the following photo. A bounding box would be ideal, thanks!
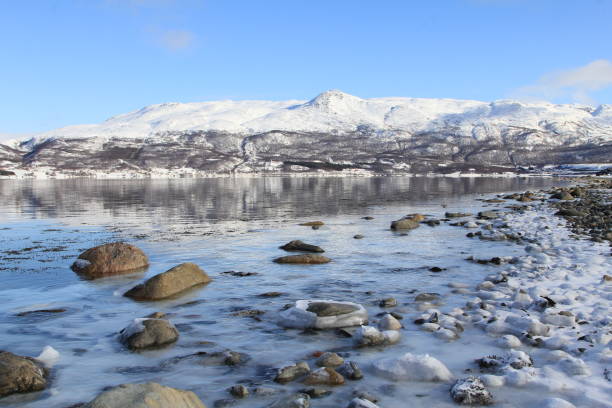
[71,242,148,279]
[273,254,331,264]
[279,240,324,253]
[0,351,48,398]
[390,218,420,230]
[84,382,206,408]
[124,263,211,300]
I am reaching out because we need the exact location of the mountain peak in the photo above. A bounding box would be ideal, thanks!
[305,90,362,112]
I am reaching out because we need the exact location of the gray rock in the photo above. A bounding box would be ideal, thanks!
[119,319,179,350]
[450,377,494,405]
[414,292,441,302]
[124,262,211,300]
[228,384,248,398]
[273,254,331,264]
[445,212,472,218]
[306,302,359,317]
[274,362,310,384]
[337,361,363,380]
[378,298,397,308]
[279,240,324,253]
[299,387,332,398]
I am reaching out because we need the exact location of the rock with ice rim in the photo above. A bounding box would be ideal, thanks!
[355,325,400,347]
[450,376,494,405]
[278,300,367,329]
[372,352,454,382]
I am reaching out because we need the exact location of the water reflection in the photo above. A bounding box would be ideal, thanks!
[0,176,559,224]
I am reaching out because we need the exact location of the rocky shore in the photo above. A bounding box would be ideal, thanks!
[0,177,610,408]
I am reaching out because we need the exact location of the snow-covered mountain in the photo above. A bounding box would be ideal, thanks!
[2,90,611,177]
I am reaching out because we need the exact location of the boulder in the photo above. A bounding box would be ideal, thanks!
[71,242,148,279]
[0,351,48,398]
[390,218,420,230]
[273,254,331,264]
[83,382,205,408]
[280,240,324,253]
[450,377,494,405]
[279,300,367,329]
[124,263,211,301]
[119,318,179,350]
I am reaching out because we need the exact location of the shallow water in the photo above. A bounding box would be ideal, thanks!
[0,176,567,408]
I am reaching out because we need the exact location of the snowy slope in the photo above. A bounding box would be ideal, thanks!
[2,90,612,178]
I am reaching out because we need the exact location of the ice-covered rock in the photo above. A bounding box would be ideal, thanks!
[378,313,402,330]
[372,352,454,382]
[303,367,344,386]
[541,397,576,408]
[279,300,367,329]
[450,376,494,405]
[505,315,550,336]
[496,334,522,349]
[347,398,380,408]
[558,356,591,376]
[355,325,400,347]
[476,350,533,373]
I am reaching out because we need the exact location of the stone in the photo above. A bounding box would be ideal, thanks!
[337,361,363,380]
[353,234,364,239]
[347,398,380,408]
[355,326,400,347]
[299,387,332,398]
[279,240,324,253]
[378,298,397,308]
[273,254,331,264]
[299,221,324,227]
[124,263,211,301]
[478,211,499,220]
[303,367,345,386]
[119,318,179,350]
[274,362,310,383]
[71,242,148,279]
[0,351,48,398]
[450,377,494,405]
[390,218,420,230]
[315,352,344,367]
[83,382,206,408]
[445,212,472,218]
[279,300,367,329]
[414,292,440,302]
[378,314,402,330]
[372,352,454,382]
[268,393,310,408]
[228,384,248,398]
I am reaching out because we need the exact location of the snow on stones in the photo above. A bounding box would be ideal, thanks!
[278,300,367,329]
[371,352,454,382]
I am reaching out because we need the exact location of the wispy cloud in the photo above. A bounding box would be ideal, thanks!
[155,28,195,51]
[514,59,612,104]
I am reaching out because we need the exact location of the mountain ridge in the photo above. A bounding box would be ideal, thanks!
[1,90,611,178]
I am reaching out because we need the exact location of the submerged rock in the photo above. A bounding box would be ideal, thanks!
[275,362,310,384]
[450,377,494,405]
[124,262,211,300]
[83,382,205,408]
[390,217,420,230]
[71,242,148,279]
[119,318,179,350]
[445,212,473,218]
[378,313,402,330]
[273,254,331,264]
[372,352,454,382]
[303,367,345,386]
[279,300,367,329]
[268,393,310,408]
[228,384,249,398]
[280,240,324,253]
[337,361,363,380]
[0,351,48,398]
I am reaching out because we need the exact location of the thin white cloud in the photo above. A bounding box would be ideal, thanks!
[156,28,195,51]
[514,59,612,104]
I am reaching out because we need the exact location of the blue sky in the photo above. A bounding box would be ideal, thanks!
[1,0,611,135]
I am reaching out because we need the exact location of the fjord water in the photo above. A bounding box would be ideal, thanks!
[0,176,562,408]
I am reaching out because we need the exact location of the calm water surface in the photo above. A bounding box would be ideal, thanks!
[0,176,565,408]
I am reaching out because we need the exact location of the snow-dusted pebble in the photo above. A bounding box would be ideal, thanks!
[558,356,591,376]
[450,376,494,405]
[434,328,459,341]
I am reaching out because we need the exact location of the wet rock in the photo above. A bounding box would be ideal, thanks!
[303,367,345,386]
[353,234,364,239]
[0,351,48,398]
[347,398,380,408]
[273,254,331,264]
[16,308,67,317]
[362,216,374,220]
[378,298,397,308]
[124,262,211,301]
[279,300,367,329]
[429,266,444,272]
[372,352,454,381]
[337,361,363,380]
[415,293,440,302]
[221,271,258,277]
[450,376,494,405]
[71,242,148,279]
[83,382,205,408]
[280,240,324,253]
[551,191,574,200]
[268,393,310,408]
[316,352,344,368]
[299,221,324,227]
[259,291,284,298]
[477,211,499,220]
[445,212,472,218]
[119,318,179,350]
[390,217,420,230]
[275,362,310,383]
[228,384,248,398]
[378,314,402,330]
[299,387,331,398]
[352,389,377,402]
[167,350,247,367]
[355,325,400,347]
